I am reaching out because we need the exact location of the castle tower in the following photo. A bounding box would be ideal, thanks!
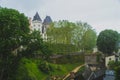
[31,13,52,40]
[43,16,52,28]
[31,12,42,33]
[42,16,52,40]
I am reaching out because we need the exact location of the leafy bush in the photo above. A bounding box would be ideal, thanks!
[38,61,53,74]
[108,61,120,80]
[108,61,120,70]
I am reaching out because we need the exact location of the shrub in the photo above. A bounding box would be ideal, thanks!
[39,61,53,74]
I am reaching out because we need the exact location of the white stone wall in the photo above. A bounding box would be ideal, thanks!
[31,20,42,33]
[105,55,115,67]
[31,20,47,40]
[93,47,98,53]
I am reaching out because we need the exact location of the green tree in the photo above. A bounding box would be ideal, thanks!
[47,20,75,44]
[81,29,97,51]
[0,7,30,80]
[0,8,30,54]
[71,22,94,51]
[0,7,52,80]
[47,21,96,53]
[97,29,119,54]
[23,30,52,60]
[47,20,77,53]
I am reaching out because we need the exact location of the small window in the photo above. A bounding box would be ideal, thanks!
[109,58,111,60]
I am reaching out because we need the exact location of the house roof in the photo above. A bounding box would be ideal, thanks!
[43,16,52,25]
[33,12,42,21]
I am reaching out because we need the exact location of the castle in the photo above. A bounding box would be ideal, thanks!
[29,12,52,40]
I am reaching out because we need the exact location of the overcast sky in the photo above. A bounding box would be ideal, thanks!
[0,0,120,34]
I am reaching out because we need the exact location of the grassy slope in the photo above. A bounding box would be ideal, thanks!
[16,58,47,80]
[50,63,83,76]
[16,58,83,80]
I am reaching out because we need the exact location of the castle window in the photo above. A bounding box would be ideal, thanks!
[109,58,111,60]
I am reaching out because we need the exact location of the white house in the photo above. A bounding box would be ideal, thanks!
[105,55,116,67]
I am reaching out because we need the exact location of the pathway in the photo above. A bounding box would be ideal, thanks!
[63,64,85,80]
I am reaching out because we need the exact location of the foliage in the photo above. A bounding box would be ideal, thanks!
[22,31,43,56]
[19,30,52,61]
[0,7,95,80]
[47,43,78,54]
[0,7,52,80]
[108,61,120,80]
[15,58,47,80]
[15,58,84,80]
[115,66,120,80]
[47,21,97,53]
[73,66,85,80]
[72,22,92,49]
[97,29,119,54]
[38,61,53,74]
[0,7,30,80]
[47,20,75,44]
[81,29,97,51]
[78,66,85,73]
[0,8,30,54]
[108,61,120,69]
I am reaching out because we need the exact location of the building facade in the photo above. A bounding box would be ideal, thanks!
[105,55,116,67]
[29,12,52,40]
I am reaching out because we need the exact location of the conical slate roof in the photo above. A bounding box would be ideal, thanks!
[33,12,42,21]
[43,16,52,25]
